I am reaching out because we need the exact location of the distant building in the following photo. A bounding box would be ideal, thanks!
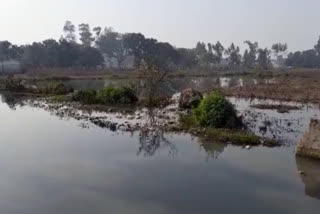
[0,60,21,73]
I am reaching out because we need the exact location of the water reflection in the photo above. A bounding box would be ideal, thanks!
[199,140,227,160]
[1,94,320,213]
[230,97,320,145]
[138,108,177,157]
[296,156,320,199]
[0,93,24,110]
[61,76,269,97]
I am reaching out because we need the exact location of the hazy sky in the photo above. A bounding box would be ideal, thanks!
[1,0,320,52]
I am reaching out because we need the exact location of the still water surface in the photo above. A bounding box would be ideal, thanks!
[0,95,319,214]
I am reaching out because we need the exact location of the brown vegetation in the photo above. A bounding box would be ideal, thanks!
[217,76,320,104]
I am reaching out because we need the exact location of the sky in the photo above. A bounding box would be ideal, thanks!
[0,0,320,52]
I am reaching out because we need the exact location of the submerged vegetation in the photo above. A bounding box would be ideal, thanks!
[1,76,73,95]
[179,113,262,146]
[37,82,73,95]
[72,86,138,105]
[178,90,276,146]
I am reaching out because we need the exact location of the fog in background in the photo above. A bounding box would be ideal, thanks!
[0,0,320,51]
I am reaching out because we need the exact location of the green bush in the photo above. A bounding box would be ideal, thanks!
[72,86,138,105]
[97,86,137,104]
[194,91,241,128]
[72,89,97,104]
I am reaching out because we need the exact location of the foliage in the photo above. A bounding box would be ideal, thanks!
[286,49,320,68]
[51,95,69,102]
[96,86,138,104]
[63,21,76,43]
[179,114,199,130]
[72,89,98,104]
[3,76,25,92]
[0,41,22,72]
[243,41,258,69]
[38,82,73,95]
[225,43,241,67]
[95,27,126,68]
[212,41,225,64]
[204,128,261,145]
[272,43,288,55]
[138,60,168,106]
[72,86,138,105]
[78,23,94,47]
[10,19,320,70]
[77,46,104,67]
[179,114,261,145]
[21,39,103,68]
[257,48,272,70]
[194,91,241,128]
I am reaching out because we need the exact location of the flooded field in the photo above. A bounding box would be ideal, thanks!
[0,93,320,214]
[60,76,266,94]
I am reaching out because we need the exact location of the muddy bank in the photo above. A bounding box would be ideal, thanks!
[250,104,301,113]
[5,91,319,147]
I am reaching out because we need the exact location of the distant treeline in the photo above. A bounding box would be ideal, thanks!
[1,20,320,72]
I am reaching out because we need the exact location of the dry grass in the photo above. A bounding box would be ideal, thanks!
[217,76,320,104]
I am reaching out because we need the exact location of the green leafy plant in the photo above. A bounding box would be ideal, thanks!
[72,89,97,104]
[97,86,137,104]
[194,91,241,128]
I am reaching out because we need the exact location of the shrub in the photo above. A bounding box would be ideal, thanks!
[38,82,73,95]
[51,95,68,102]
[4,76,25,92]
[194,91,241,128]
[72,86,137,105]
[97,86,137,104]
[72,89,97,104]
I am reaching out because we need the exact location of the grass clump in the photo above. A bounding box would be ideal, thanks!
[179,114,199,130]
[194,91,241,128]
[97,86,137,104]
[38,82,73,95]
[205,128,260,145]
[72,86,138,105]
[72,89,97,104]
[178,90,264,146]
[51,95,68,103]
[4,76,25,92]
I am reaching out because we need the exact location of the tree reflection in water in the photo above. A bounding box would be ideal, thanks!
[198,138,227,161]
[0,93,24,110]
[137,108,177,157]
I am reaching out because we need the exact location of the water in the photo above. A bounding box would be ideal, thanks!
[0,95,320,214]
[60,76,265,93]
[230,97,320,144]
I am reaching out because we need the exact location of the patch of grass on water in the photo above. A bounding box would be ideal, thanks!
[72,86,138,105]
[204,128,261,145]
[179,114,260,145]
[51,95,68,103]
[179,113,199,129]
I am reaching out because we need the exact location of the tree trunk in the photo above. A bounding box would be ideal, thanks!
[1,60,4,73]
